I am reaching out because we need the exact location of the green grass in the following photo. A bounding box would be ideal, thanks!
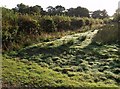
[2,24,120,88]
[2,58,119,89]
[3,58,81,88]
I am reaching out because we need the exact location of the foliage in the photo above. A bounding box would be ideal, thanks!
[70,18,85,29]
[40,16,56,32]
[2,6,106,51]
[18,15,39,34]
[114,14,120,22]
[12,3,44,15]
[2,3,120,89]
[47,5,65,16]
[2,7,19,50]
[52,16,71,30]
[67,6,89,17]
[92,10,109,19]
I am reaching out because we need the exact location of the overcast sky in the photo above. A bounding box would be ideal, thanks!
[0,0,120,16]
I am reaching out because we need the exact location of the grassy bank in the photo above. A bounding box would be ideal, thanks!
[2,27,120,88]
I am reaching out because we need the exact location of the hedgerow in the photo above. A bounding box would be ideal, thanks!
[2,7,107,51]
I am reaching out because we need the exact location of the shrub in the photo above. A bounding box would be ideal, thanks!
[92,24,118,43]
[84,18,90,26]
[99,19,104,24]
[2,7,19,50]
[71,18,84,29]
[94,19,99,24]
[18,15,39,34]
[40,16,56,32]
[114,14,120,22]
[52,16,71,31]
[103,18,110,24]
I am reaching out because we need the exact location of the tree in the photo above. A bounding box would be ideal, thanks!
[47,5,65,15]
[113,8,120,22]
[55,5,65,15]
[92,9,108,19]
[16,3,29,14]
[29,5,43,15]
[47,6,55,15]
[13,3,45,15]
[113,8,120,42]
[67,8,75,16]
[67,6,89,17]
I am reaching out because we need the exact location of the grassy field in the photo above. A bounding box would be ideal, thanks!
[2,24,120,89]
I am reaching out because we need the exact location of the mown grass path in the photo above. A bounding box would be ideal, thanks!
[2,26,120,88]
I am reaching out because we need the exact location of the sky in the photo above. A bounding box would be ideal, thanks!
[0,0,120,16]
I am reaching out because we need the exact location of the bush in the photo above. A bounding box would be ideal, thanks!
[84,18,90,26]
[2,8,19,50]
[92,24,118,43]
[71,18,84,29]
[18,15,39,34]
[52,16,71,31]
[114,14,120,22]
[103,18,110,24]
[40,16,56,32]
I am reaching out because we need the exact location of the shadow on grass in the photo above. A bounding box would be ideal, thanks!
[17,41,74,58]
